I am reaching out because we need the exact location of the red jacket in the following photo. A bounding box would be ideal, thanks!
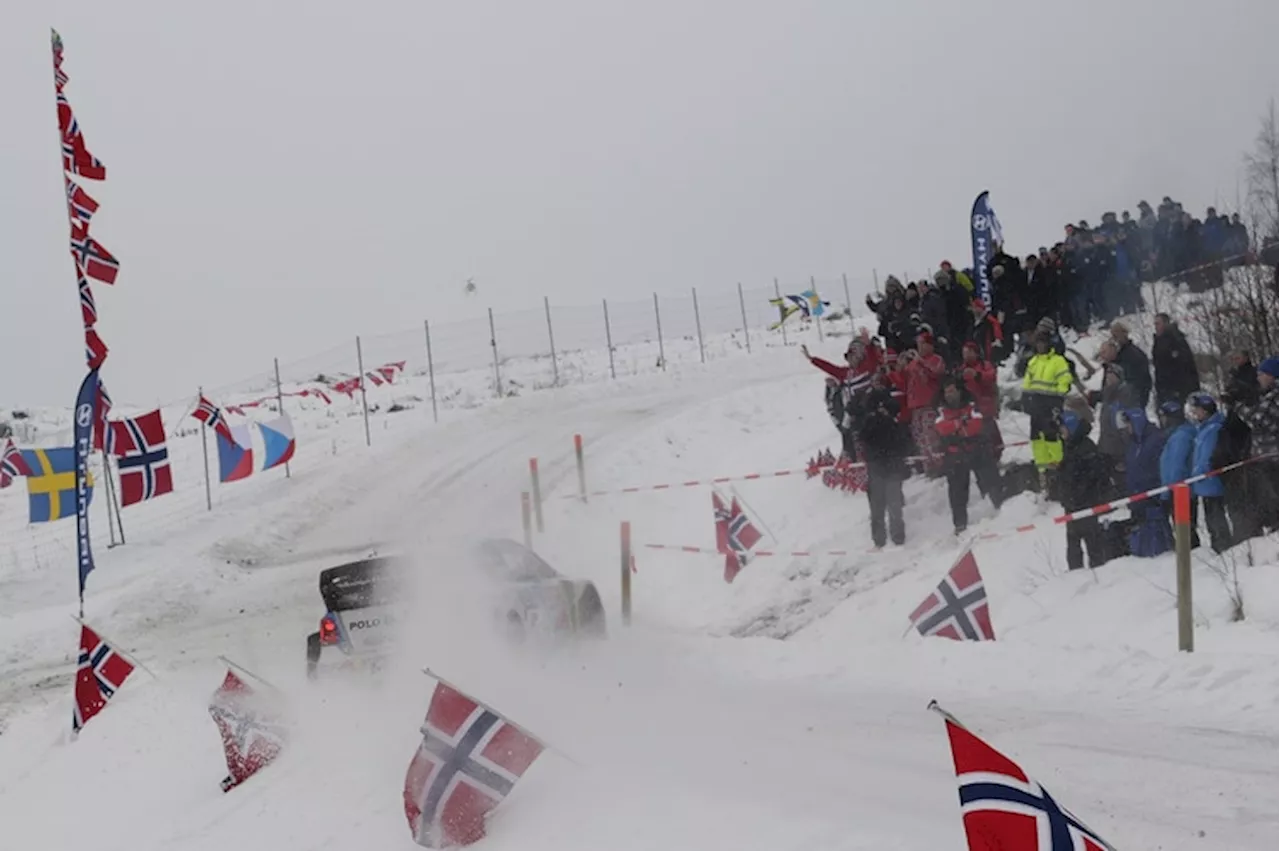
[959,360,997,418]
[934,402,986,455]
[904,353,946,410]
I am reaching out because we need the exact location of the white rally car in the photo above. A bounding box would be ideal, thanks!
[304,538,606,679]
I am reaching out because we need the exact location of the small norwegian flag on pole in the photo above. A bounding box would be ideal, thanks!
[907,547,995,641]
[928,701,1117,850]
[208,663,288,792]
[192,394,235,444]
[1,438,33,488]
[403,675,546,847]
[108,410,174,506]
[712,489,763,583]
[72,622,135,735]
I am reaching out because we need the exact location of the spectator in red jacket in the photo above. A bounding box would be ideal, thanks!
[905,331,947,471]
[958,340,1003,462]
[934,376,1003,534]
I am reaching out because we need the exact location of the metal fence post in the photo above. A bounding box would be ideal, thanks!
[356,335,371,447]
[811,274,824,341]
[774,278,788,346]
[692,287,705,364]
[737,281,751,353]
[603,298,616,380]
[521,492,533,549]
[529,457,544,533]
[273,357,290,478]
[842,272,855,336]
[424,319,438,424]
[574,433,587,502]
[653,293,666,370]
[620,520,632,626]
[543,295,559,385]
[488,307,502,398]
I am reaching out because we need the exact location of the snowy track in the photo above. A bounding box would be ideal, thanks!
[1,346,1276,850]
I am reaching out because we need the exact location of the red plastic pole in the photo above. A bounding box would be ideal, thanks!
[1173,483,1193,652]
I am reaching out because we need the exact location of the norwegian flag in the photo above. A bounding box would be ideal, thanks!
[85,326,108,370]
[377,360,407,383]
[208,667,288,792]
[192,394,235,443]
[65,177,99,227]
[108,410,173,506]
[933,704,1115,851]
[908,548,995,641]
[712,490,763,583]
[70,224,119,284]
[403,680,545,847]
[73,623,136,734]
[79,273,97,327]
[61,133,107,180]
[93,382,113,452]
[364,371,385,387]
[330,377,361,398]
[1,439,33,489]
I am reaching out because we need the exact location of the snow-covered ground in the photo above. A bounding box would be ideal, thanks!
[0,310,1275,850]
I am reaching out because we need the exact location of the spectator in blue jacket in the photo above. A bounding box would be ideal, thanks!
[1119,408,1172,556]
[1188,393,1234,553]
[1157,400,1199,547]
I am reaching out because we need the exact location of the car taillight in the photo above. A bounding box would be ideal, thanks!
[320,614,339,645]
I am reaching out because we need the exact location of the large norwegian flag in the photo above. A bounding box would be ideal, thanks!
[208,667,288,792]
[108,410,174,506]
[70,224,119,285]
[933,703,1115,850]
[712,489,762,583]
[403,680,545,847]
[1,438,33,488]
[73,623,136,735]
[908,548,995,641]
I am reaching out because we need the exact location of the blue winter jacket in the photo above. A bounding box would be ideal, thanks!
[1123,409,1167,494]
[1159,422,1196,499]
[1191,411,1226,497]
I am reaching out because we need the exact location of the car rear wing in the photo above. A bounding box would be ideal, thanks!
[318,556,402,612]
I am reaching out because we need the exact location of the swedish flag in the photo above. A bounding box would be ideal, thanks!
[20,448,94,523]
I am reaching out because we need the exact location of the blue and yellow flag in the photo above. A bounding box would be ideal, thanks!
[20,447,94,523]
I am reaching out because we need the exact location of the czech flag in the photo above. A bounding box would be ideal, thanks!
[258,414,296,471]
[217,424,254,483]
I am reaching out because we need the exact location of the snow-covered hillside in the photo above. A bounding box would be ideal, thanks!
[0,313,1275,850]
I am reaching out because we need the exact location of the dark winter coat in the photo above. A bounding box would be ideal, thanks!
[1058,427,1114,512]
[1114,340,1152,408]
[1151,325,1200,403]
[850,388,910,475]
[1241,384,1278,457]
[1226,361,1259,407]
[918,289,950,346]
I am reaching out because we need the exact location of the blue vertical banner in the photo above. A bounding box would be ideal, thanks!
[74,368,100,614]
[970,191,1003,308]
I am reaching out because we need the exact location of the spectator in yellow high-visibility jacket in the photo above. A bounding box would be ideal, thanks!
[1021,331,1074,477]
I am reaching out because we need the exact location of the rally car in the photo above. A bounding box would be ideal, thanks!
[304,538,606,679]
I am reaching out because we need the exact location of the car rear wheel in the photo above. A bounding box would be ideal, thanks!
[574,586,607,638]
[306,632,321,680]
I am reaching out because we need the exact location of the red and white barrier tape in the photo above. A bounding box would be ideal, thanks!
[641,453,1278,555]
[564,440,1032,499]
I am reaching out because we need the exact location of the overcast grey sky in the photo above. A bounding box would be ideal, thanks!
[3,0,1276,407]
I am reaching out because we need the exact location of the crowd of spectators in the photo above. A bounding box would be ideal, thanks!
[805,196,1278,566]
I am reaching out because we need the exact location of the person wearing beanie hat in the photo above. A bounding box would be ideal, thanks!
[1157,399,1202,548]
[1056,408,1112,570]
[1239,356,1279,534]
[905,330,946,472]
[1187,393,1234,552]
